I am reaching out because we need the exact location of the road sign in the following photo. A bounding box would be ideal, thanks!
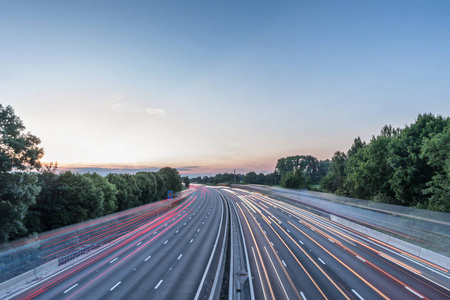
[167,191,173,199]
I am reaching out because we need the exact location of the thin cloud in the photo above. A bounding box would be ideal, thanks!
[146,108,165,116]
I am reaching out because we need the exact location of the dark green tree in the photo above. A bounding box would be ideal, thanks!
[420,122,450,211]
[158,167,182,193]
[0,105,44,242]
[135,172,158,204]
[320,151,347,193]
[83,172,118,214]
[183,176,190,188]
[106,173,141,211]
[388,114,448,207]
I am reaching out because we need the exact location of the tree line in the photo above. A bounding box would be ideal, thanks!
[321,113,449,212]
[0,105,183,243]
[192,113,450,212]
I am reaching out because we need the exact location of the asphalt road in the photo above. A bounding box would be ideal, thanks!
[222,187,450,300]
[4,185,450,300]
[6,186,227,300]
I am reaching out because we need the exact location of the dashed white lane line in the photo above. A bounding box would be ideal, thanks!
[164,240,168,244]
[356,256,366,262]
[64,284,78,294]
[110,281,121,291]
[175,230,179,233]
[145,255,151,261]
[351,289,364,300]
[270,242,274,246]
[110,257,118,263]
[328,238,334,243]
[136,242,142,246]
[155,280,163,289]
[300,291,307,300]
[299,240,304,245]
[318,258,325,265]
[405,286,424,299]
[286,229,291,233]
[178,254,183,260]
[190,239,194,243]
[197,229,200,232]
[281,260,287,267]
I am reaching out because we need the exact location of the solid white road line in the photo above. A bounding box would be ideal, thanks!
[64,284,78,294]
[155,280,163,289]
[351,289,364,300]
[110,281,121,291]
[300,291,307,300]
[405,286,424,299]
[356,256,366,262]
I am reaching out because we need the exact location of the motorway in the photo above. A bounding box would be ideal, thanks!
[3,185,450,299]
[5,186,228,300]
[223,187,450,300]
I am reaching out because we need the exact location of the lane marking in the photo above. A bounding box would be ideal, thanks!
[405,286,424,299]
[136,242,142,246]
[286,229,291,233]
[190,239,193,243]
[318,258,326,265]
[300,291,307,300]
[270,242,274,246]
[356,256,366,262]
[197,229,200,232]
[155,279,163,289]
[64,284,78,294]
[351,289,364,300]
[178,254,183,260]
[145,255,151,261]
[110,281,121,291]
[176,230,179,233]
[328,238,334,243]
[299,240,304,245]
[164,240,168,244]
[109,258,118,263]
[282,260,287,267]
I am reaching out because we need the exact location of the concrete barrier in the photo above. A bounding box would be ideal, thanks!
[0,259,58,297]
[330,215,450,270]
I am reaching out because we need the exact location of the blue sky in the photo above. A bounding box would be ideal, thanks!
[1,0,450,175]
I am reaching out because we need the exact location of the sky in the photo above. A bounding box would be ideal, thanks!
[1,0,450,176]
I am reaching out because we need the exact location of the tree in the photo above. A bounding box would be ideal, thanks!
[183,176,190,188]
[83,172,118,214]
[320,151,347,193]
[388,114,448,207]
[135,172,158,205]
[106,173,141,211]
[343,134,395,201]
[0,105,44,242]
[420,123,450,212]
[158,167,182,193]
[280,171,309,189]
